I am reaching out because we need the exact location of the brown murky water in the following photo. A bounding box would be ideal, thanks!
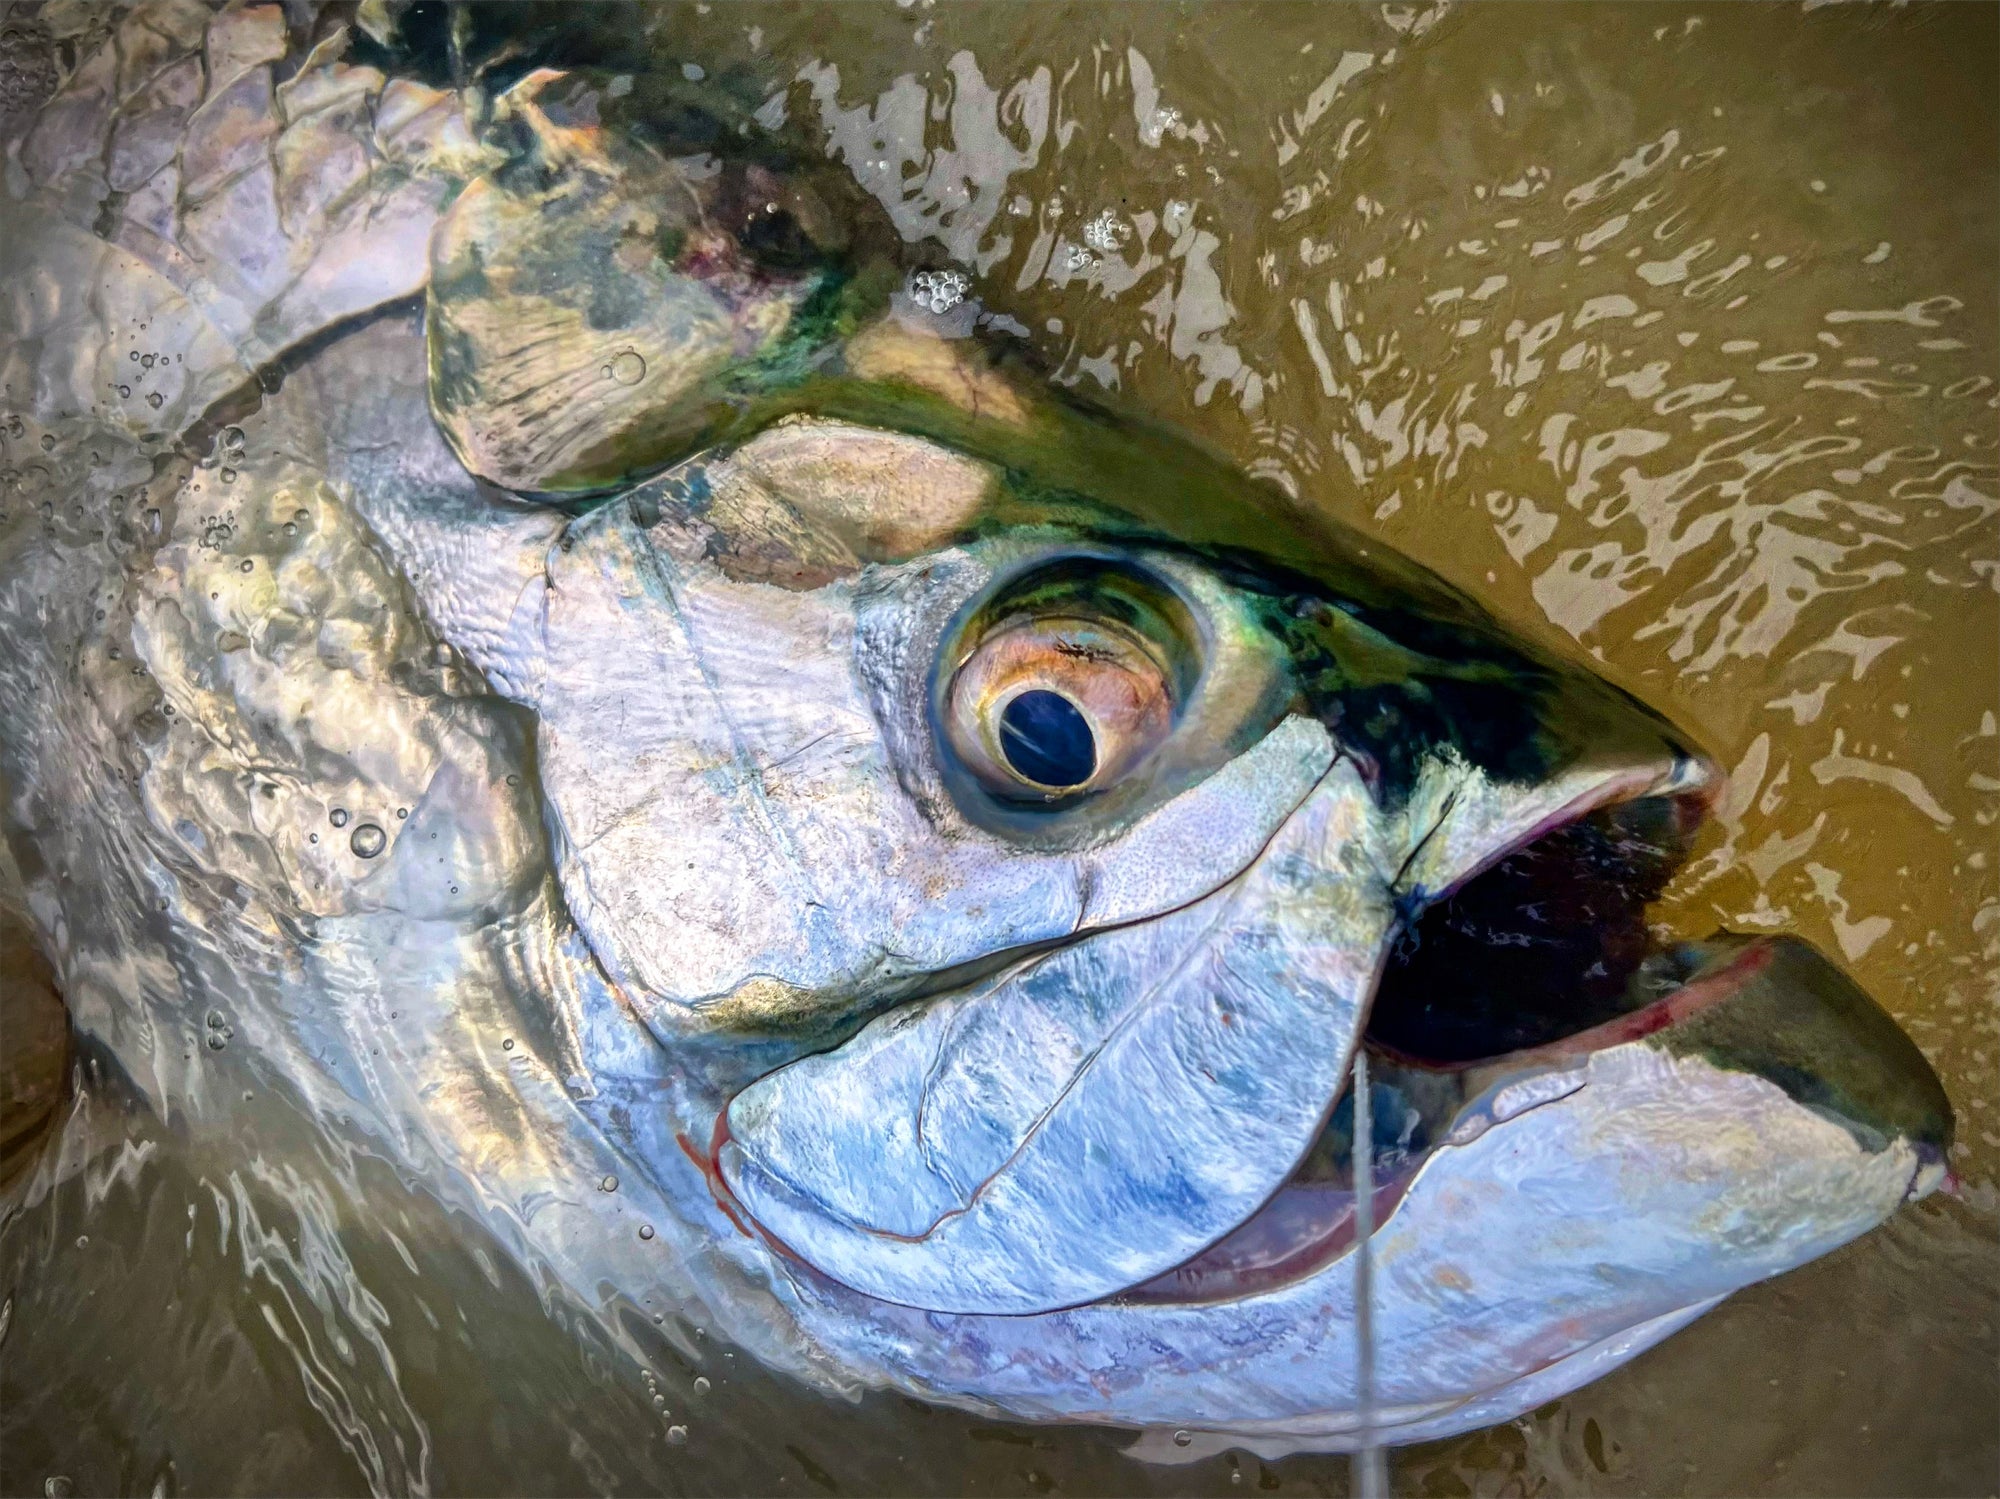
[2,3,1995,1494]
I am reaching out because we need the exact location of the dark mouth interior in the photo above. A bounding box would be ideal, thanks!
[1364,792,1706,1066]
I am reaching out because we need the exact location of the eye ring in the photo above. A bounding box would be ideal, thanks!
[943,609,1178,805]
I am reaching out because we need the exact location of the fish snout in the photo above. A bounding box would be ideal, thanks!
[1262,575,1725,908]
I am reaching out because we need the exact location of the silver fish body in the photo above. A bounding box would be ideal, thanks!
[0,7,1951,1456]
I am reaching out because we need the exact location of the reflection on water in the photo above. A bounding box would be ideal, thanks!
[2,3,1995,1494]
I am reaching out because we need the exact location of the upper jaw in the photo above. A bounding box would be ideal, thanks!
[1387,743,1717,906]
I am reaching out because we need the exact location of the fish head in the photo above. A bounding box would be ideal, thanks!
[335,72,1951,1438]
[375,347,1948,1433]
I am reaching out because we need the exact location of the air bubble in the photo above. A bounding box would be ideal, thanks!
[638,1223,656,1241]
[147,392,164,409]
[206,1008,225,1028]
[118,385,131,399]
[221,469,237,485]
[608,350,647,385]
[283,522,297,536]
[238,558,253,572]
[329,808,350,827]
[666,1425,687,1446]
[45,1476,73,1497]
[1083,209,1131,253]
[600,1174,618,1192]
[206,1032,227,1050]
[349,823,386,858]
[1173,1430,1193,1447]
[693,1376,711,1395]
[222,426,244,449]
[502,1038,515,1051]
[39,435,54,451]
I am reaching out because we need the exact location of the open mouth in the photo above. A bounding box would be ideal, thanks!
[1124,787,1737,1307]
[1370,792,1711,1064]
[710,775,1795,1315]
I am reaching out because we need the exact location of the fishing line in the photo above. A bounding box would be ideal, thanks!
[1352,1047,1389,1498]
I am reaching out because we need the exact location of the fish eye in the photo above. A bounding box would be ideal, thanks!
[939,560,1196,807]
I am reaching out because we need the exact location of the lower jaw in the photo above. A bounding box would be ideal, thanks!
[1115,936,1774,1309]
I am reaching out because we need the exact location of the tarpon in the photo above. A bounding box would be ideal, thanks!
[0,4,1951,1457]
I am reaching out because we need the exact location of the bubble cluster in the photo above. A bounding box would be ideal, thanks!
[909,268,970,314]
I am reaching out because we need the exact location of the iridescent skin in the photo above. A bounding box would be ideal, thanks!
[0,7,1949,1455]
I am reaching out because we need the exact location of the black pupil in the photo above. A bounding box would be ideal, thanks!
[998,691,1097,789]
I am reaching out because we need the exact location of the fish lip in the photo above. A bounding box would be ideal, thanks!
[1366,747,1723,1070]
[1394,751,1720,910]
